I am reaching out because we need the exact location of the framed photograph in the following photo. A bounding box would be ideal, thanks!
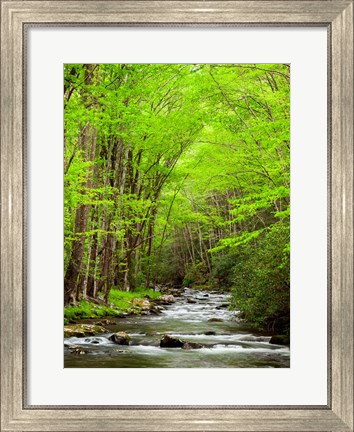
[1,1,353,431]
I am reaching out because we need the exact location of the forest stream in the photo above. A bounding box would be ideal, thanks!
[64,288,290,368]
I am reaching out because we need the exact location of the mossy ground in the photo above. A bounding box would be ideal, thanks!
[64,287,160,321]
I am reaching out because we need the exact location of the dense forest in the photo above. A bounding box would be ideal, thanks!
[64,63,290,334]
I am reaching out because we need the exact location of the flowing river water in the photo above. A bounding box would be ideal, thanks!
[64,288,290,368]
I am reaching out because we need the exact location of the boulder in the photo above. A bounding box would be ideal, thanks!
[64,324,107,338]
[108,331,131,345]
[207,318,224,323]
[160,335,184,348]
[269,335,290,346]
[204,331,216,336]
[157,295,176,305]
[132,298,151,310]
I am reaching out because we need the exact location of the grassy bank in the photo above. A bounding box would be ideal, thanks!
[64,288,161,323]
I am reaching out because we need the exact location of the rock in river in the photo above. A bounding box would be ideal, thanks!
[160,335,184,348]
[269,335,290,346]
[187,298,197,304]
[64,324,107,338]
[160,335,206,349]
[109,331,131,345]
[157,295,176,305]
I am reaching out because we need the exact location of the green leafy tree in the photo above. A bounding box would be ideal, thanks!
[64,63,290,334]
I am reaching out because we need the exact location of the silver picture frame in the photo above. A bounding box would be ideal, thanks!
[1,1,353,431]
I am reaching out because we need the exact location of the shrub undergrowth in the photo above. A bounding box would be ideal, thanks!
[64,287,160,321]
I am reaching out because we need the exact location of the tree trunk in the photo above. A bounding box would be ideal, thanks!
[64,124,97,305]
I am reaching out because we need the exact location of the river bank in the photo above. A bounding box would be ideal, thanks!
[64,287,165,324]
